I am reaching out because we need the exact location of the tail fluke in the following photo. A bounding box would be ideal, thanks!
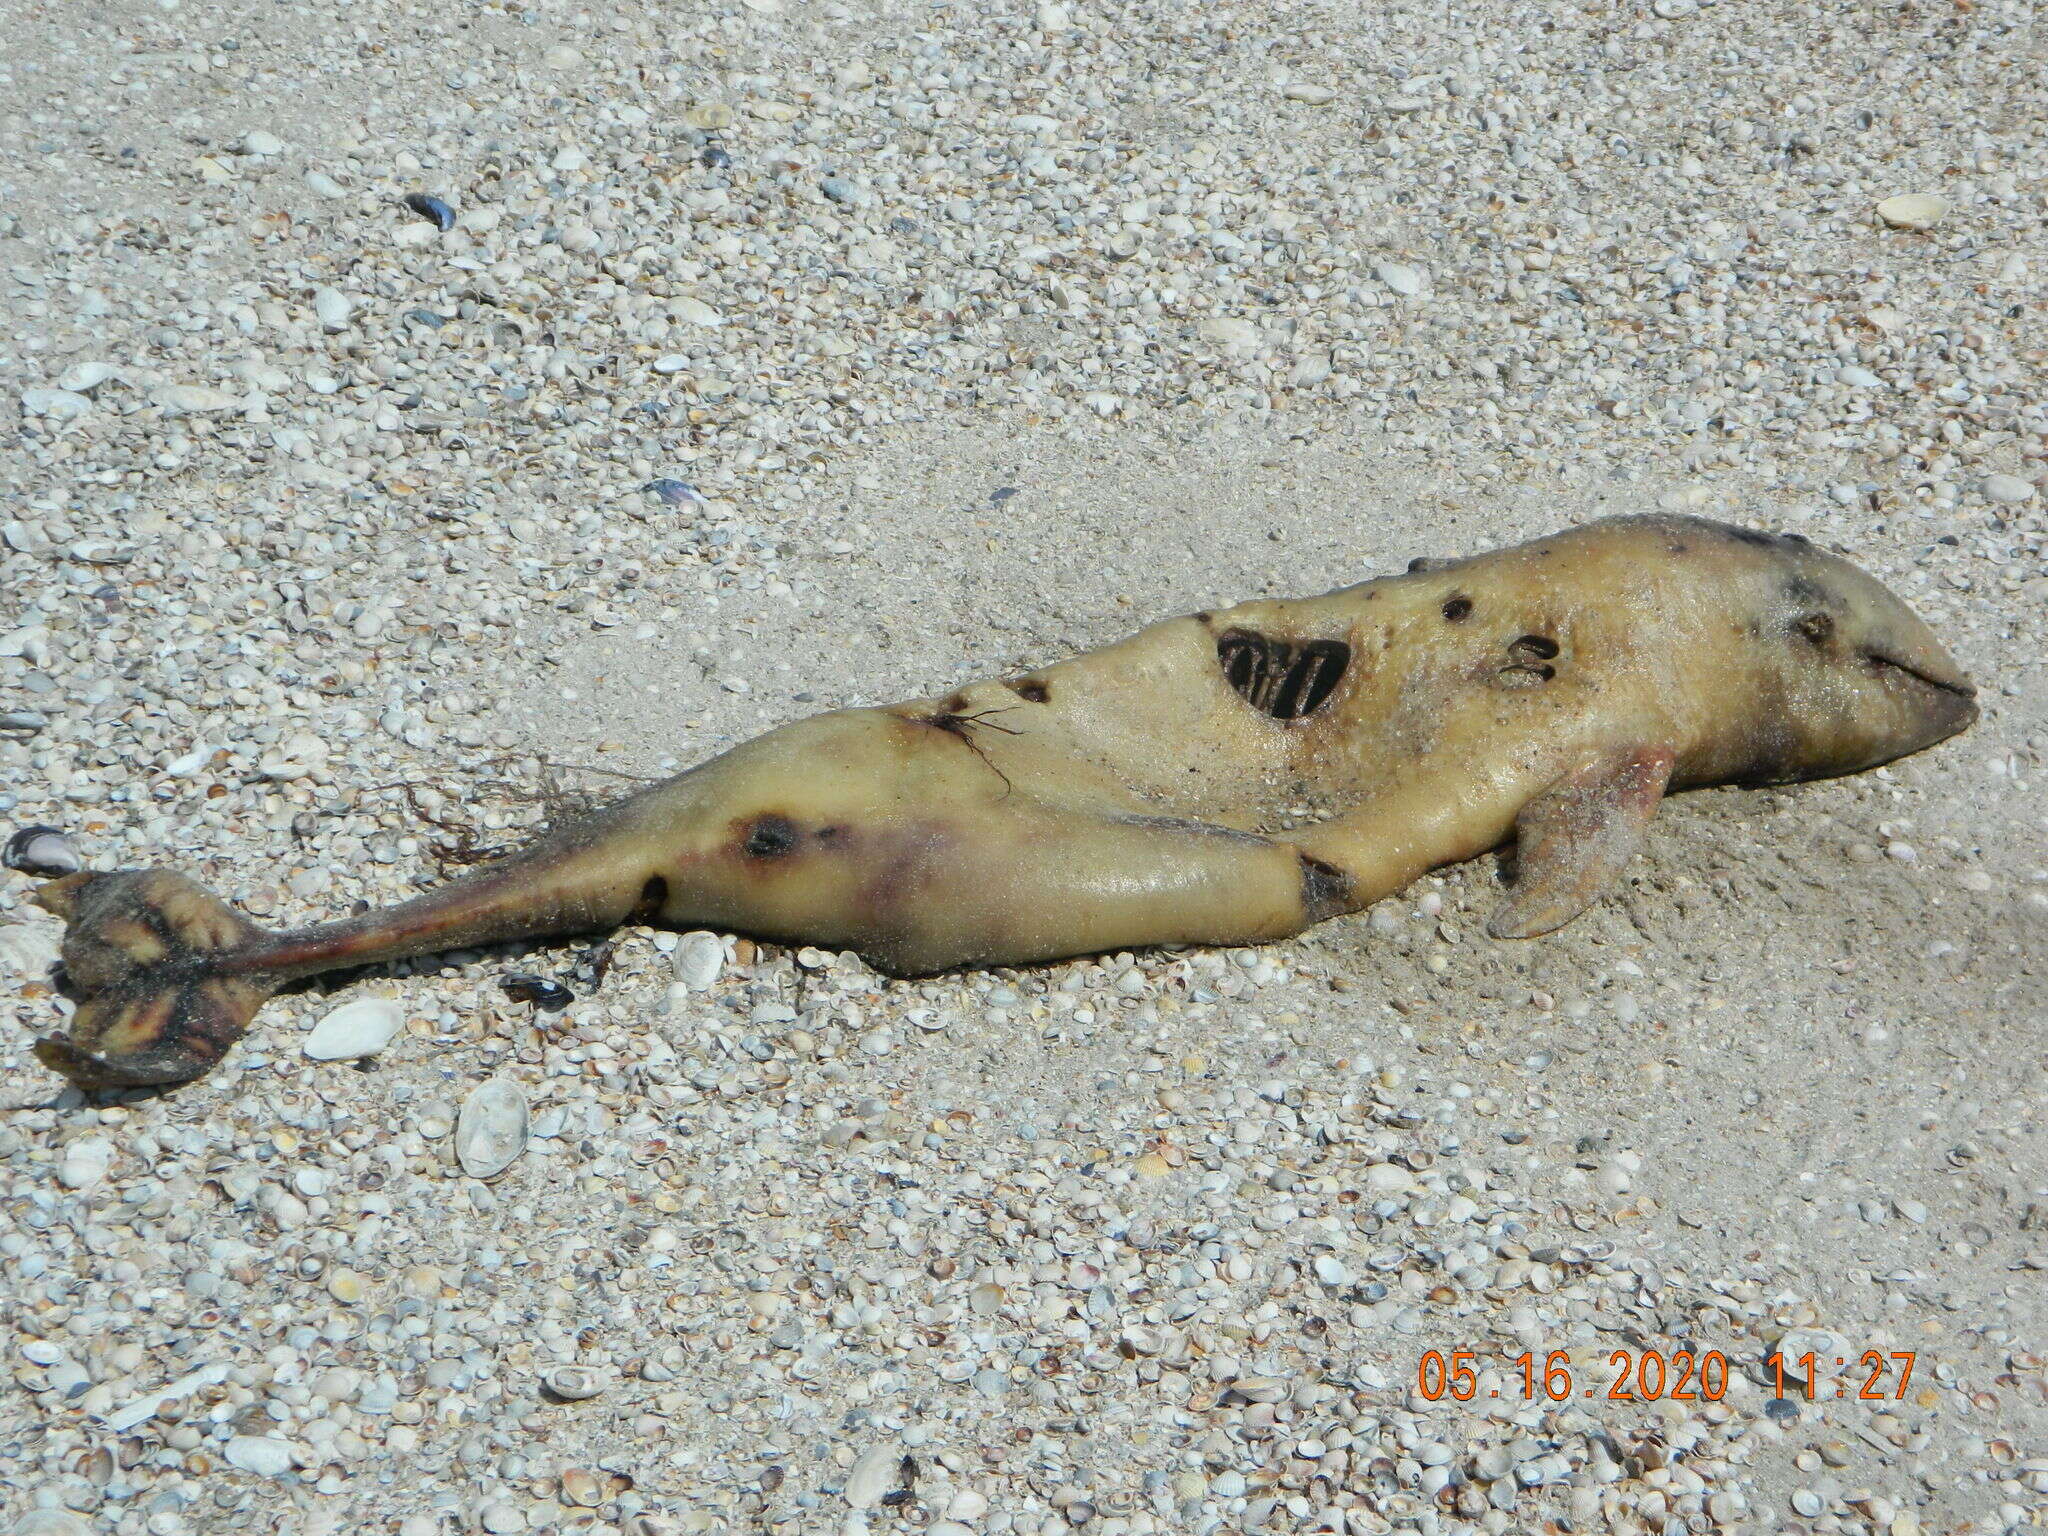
[31,871,280,1089]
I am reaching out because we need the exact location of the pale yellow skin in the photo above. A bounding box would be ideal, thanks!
[27,515,1977,1089]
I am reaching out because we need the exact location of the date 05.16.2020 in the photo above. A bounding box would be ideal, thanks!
[1416,1350,1919,1403]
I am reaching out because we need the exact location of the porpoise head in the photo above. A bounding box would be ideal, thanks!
[1703,520,1977,781]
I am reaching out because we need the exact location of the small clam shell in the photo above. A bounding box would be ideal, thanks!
[456,1077,530,1179]
[1875,192,1947,230]
[673,931,724,990]
[303,996,404,1062]
[4,826,82,877]
[542,1365,606,1401]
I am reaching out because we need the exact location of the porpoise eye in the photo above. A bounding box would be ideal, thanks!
[1795,613,1834,645]
[1442,596,1473,622]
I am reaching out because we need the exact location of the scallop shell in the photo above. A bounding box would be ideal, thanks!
[456,1077,530,1179]
[303,996,404,1062]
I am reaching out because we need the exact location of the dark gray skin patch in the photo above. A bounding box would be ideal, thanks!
[1784,574,1830,610]
[1298,852,1354,919]
[1109,812,1274,846]
[743,815,801,859]
[630,875,668,920]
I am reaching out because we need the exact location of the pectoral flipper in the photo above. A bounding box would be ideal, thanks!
[1486,745,1675,940]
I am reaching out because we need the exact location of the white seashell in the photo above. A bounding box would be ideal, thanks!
[163,743,212,777]
[223,1434,295,1476]
[1875,192,1947,231]
[102,1361,231,1432]
[672,931,725,990]
[672,296,723,327]
[303,996,403,1061]
[151,383,244,415]
[1375,261,1424,296]
[57,361,121,394]
[455,1077,530,1179]
[58,1138,114,1191]
[259,731,330,781]
[1198,317,1259,346]
[1363,1163,1416,1195]
[313,287,353,331]
[20,388,91,421]
[843,1444,903,1509]
[0,626,51,664]
[542,1365,606,1400]
[1288,353,1333,389]
[0,924,62,978]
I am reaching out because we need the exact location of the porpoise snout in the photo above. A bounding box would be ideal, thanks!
[1837,564,1979,752]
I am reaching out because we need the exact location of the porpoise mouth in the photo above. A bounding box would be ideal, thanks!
[1863,649,1977,701]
